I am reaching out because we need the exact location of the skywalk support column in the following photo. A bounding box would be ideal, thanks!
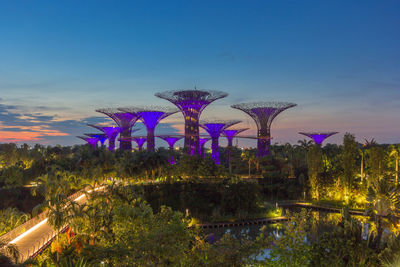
[155,89,228,155]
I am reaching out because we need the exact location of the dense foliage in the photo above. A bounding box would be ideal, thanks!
[1,133,400,266]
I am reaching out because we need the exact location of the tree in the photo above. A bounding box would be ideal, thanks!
[366,178,400,249]
[389,145,400,185]
[341,133,358,202]
[307,144,323,200]
[241,151,257,177]
[368,146,387,184]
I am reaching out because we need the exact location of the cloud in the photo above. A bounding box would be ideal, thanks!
[0,100,109,145]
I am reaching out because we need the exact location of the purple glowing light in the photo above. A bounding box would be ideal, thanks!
[299,132,338,146]
[77,136,99,149]
[157,136,183,164]
[132,137,147,151]
[223,128,248,147]
[88,124,121,151]
[199,137,210,158]
[85,134,107,146]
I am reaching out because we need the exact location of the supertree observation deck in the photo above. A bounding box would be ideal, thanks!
[155,89,228,155]
[84,133,107,147]
[96,108,140,151]
[157,135,184,164]
[199,137,211,158]
[87,124,122,151]
[299,132,338,146]
[119,107,178,152]
[200,120,241,164]
[77,136,99,149]
[232,102,296,157]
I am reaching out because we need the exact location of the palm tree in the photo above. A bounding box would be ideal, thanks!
[389,145,400,185]
[241,151,256,177]
[297,139,313,150]
[0,239,20,265]
[360,138,377,183]
[366,178,400,249]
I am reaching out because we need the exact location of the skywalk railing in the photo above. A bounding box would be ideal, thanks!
[0,187,89,243]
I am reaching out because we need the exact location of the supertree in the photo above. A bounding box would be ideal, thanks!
[232,102,296,157]
[85,133,107,147]
[155,89,228,155]
[223,128,249,147]
[199,137,211,158]
[223,128,248,169]
[157,135,184,164]
[87,124,124,151]
[132,136,147,151]
[200,120,241,164]
[299,132,338,146]
[119,106,178,152]
[96,108,140,151]
[77,136,99,149]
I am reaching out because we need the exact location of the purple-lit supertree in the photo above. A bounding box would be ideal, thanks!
[88,124,122,151]
[155,89,228,155]
[223,128,249,147]
[199,137,211,158]
[77,136,99,149]
[119,107,178,152]
[299,132,338,146]
[232,102,296,157]
[200,120,241,164]
[96,108,140,151]
[157,135,183,164]
[85,133,107,147]
[223,128,248,169]
[132,136,147,151]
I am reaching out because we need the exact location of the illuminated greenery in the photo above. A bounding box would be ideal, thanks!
[1,134,400,265]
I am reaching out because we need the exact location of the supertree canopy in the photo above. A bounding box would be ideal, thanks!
[232,102,296,157]
[199,137,211,158]
[77,136,99,149]
[155,89,228,155]
[87,124,124,151]
[96,108,140,151]
[299,132,338,146]
[85,133,107,146]
[120,106,178,152]
[200,120,241,164]
[157,135,184,164]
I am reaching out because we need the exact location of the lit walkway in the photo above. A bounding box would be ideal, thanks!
[9,188,96,262]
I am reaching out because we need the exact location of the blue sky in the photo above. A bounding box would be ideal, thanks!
[0,0,399,147]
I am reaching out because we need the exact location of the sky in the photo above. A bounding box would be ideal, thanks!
[0,0,399,148]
